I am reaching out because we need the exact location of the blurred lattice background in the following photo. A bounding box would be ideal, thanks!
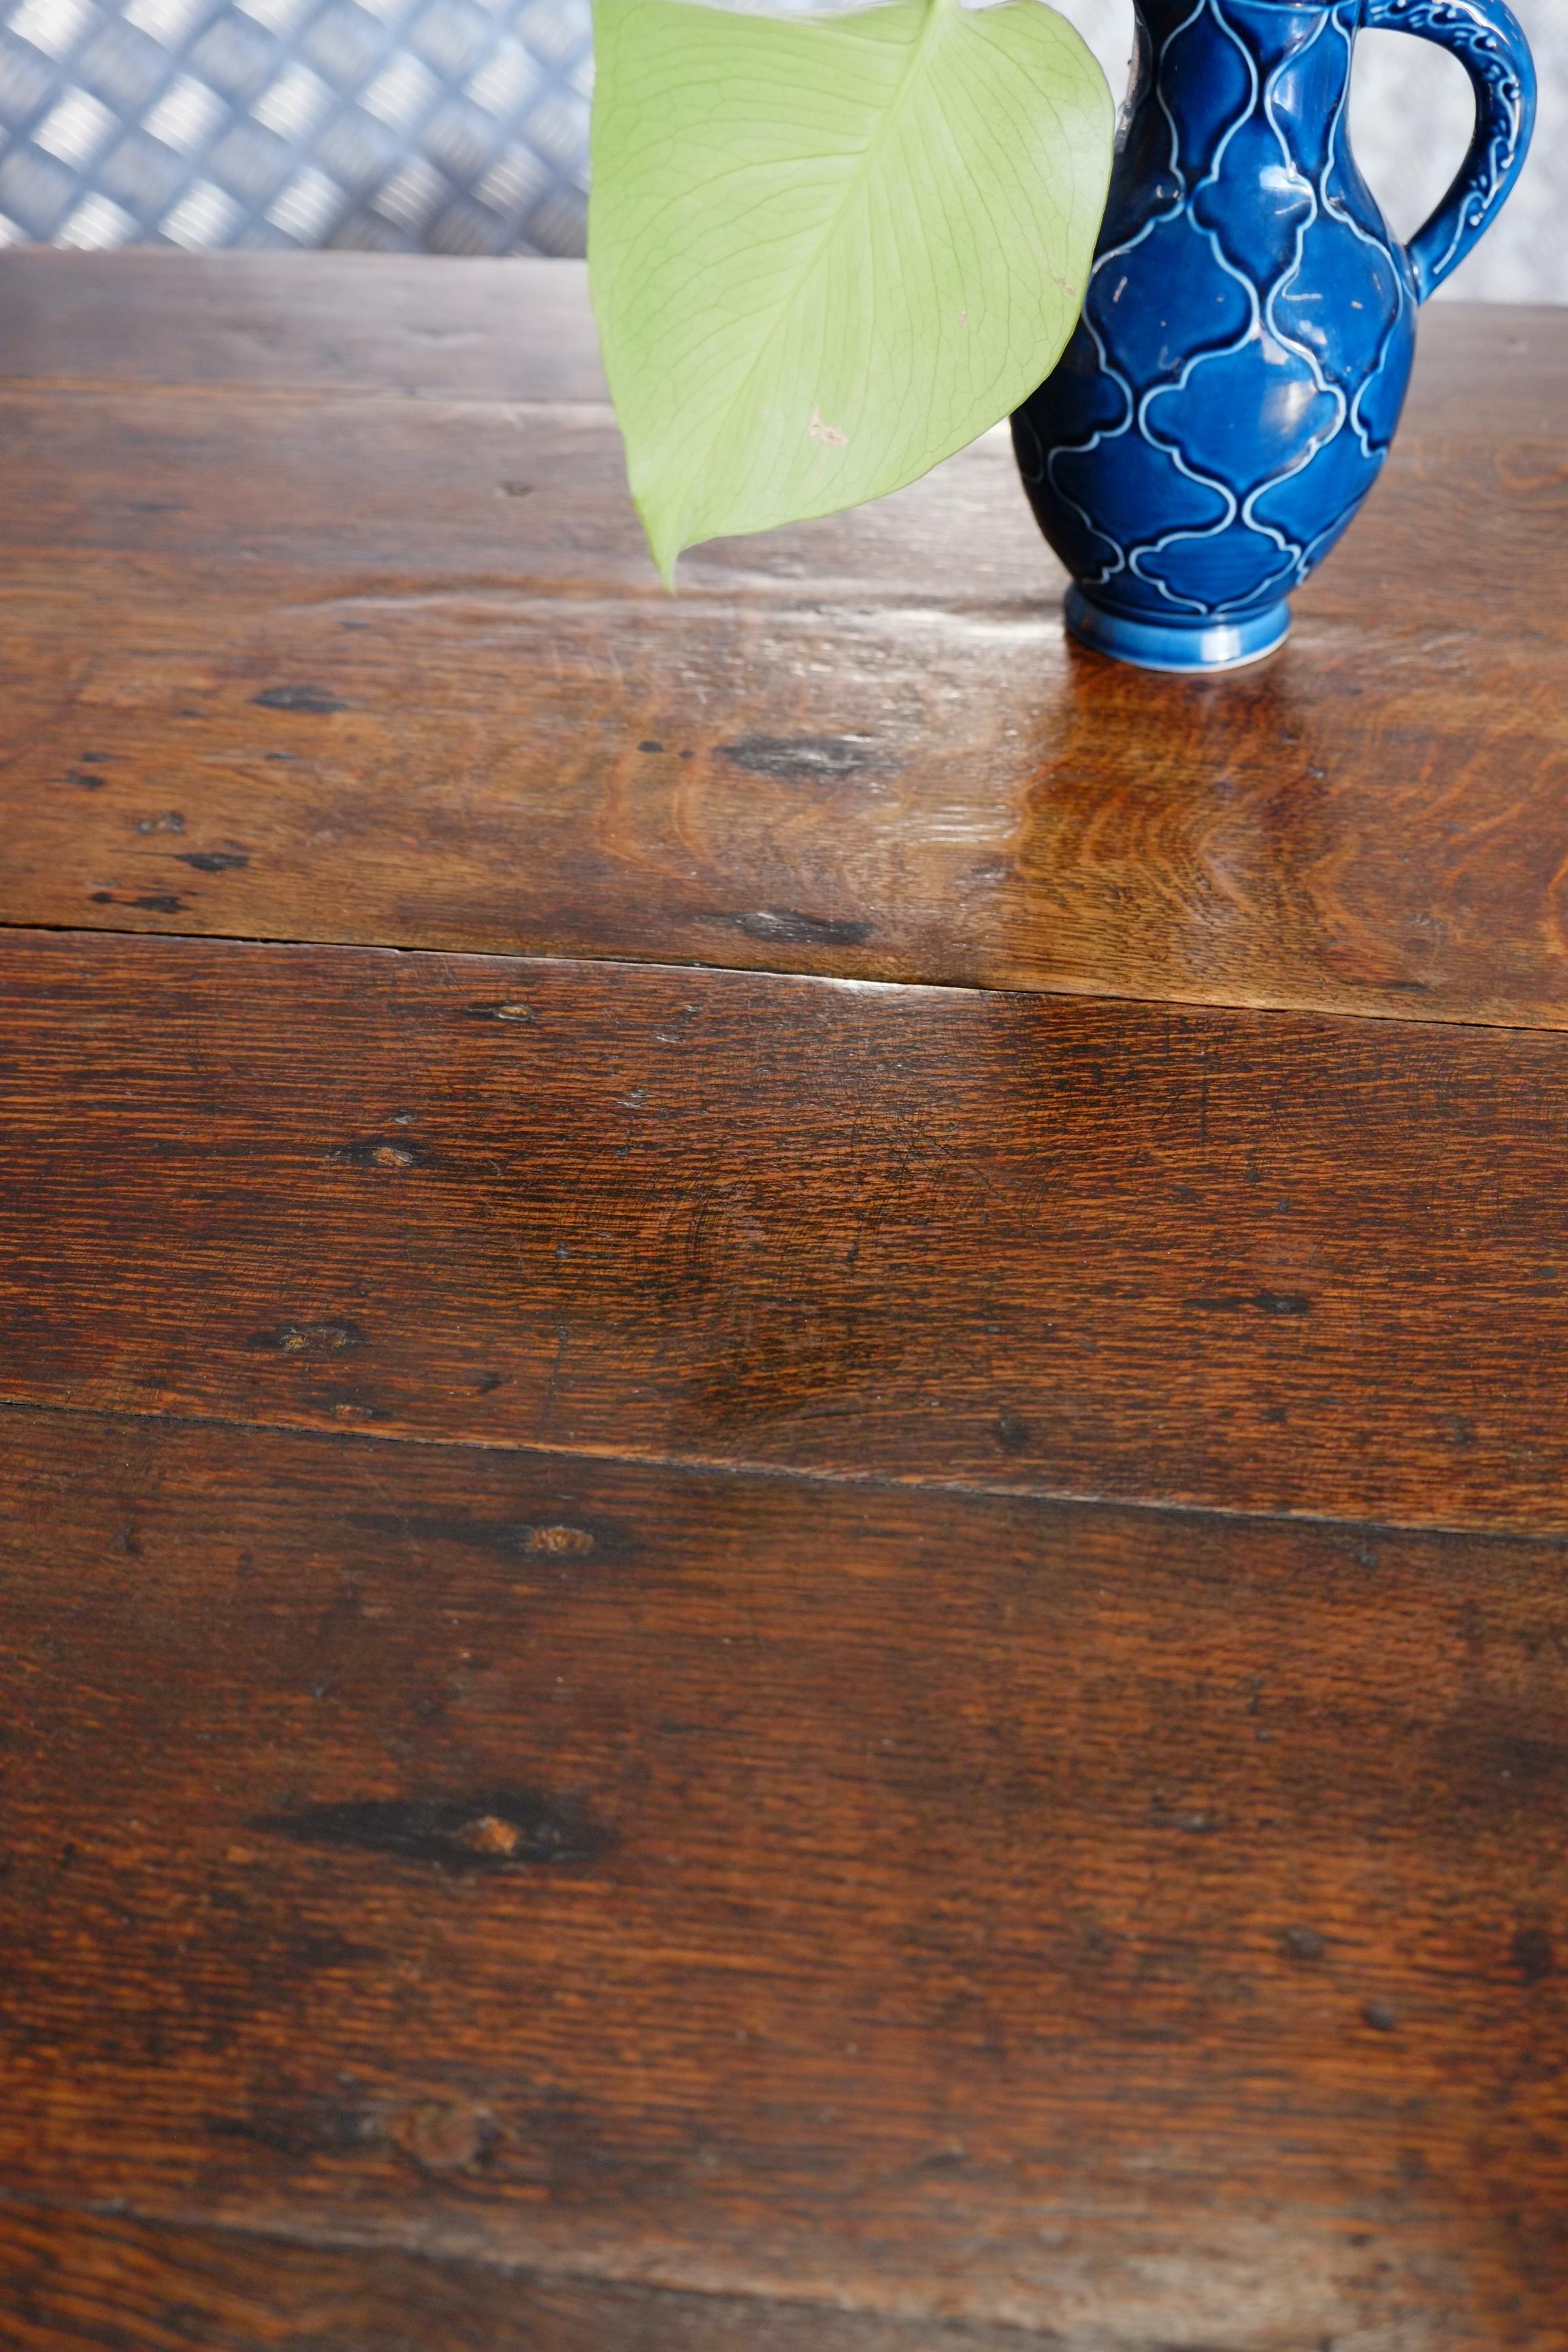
[0,0,1560,295]
[0,0,593,255]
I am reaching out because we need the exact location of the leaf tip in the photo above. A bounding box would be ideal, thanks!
[638,500,684,593]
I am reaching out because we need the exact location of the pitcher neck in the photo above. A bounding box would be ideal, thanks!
[1132,0,1359,36]
[1127,0,1360,118]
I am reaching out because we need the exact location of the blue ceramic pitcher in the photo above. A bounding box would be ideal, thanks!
[1013,0,1536,671]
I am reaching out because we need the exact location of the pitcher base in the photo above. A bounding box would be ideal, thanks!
[1064,589,1291,673]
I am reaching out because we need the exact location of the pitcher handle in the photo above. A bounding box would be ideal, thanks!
[1358,0,1536,301]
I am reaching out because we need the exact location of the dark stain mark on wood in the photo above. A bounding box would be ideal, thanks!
[475,1371,504,1394]
[349,1513,600,1561]
[638,740,664,753]
[1184,1292,1312,1317]
[717,734,887,783]
[1512,1925,1555,1984]
[246,1321,366,1356]
[176,851,249,873]
[1281,1926,1326,1962]
[995,1414,1032,1455]
[251,686,350,715]
[65,768,108,790]
[252,1788,615,1872]
[327,1139,424,1170]
[284,1929,380,1972]
[1434,1719,1568,1812]
[131,894,186,914]
[1363,2000,1399,2033]
[497,480,533,499]
[208,2102,375,2159]
[721,909,875,948]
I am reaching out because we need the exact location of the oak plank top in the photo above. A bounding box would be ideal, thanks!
[4,256,1568,2351]
[9,925,1568,1533]
[0,261,1565,1028]
[0,250,609,400]
[2,1403,1565,2350]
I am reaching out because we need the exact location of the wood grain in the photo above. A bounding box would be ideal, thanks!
[0,286,1563,1026]
[0,254,1554,428]
[0,251,607,402]
[7,926,1568,1532]
[6,259,1568,2350]
[0,2204,1035,2352]
[1,1401,1565,2348]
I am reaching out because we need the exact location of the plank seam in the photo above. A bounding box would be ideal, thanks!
[5,919,1568,1041]
[3,1392,1563,1552]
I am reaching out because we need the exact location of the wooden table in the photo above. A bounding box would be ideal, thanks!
[2,251,1567,2351]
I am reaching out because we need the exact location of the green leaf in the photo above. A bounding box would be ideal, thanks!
[589,0,1113,583]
